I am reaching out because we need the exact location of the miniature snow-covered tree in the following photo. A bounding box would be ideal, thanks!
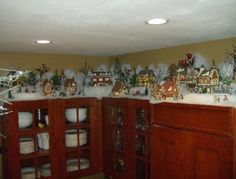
[79,61,91,95]
[222,59,234,84]
[51,70,61,90]
[225,44,236,80]
[129,67,137,87]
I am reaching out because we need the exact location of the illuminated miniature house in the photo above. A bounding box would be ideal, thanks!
[196,66,220,93]
[153,80,180,100]
[42,79,54,97]
[112,81,128,96]
[64,77,77,95]
[91,71,113,86]
[137,69,156,87]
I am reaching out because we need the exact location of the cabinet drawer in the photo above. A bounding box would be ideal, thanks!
[152,103,233,137]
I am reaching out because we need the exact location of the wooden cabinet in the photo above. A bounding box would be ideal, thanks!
[102,98,151,179]
[1,97,102,179]
[151,103,234,179]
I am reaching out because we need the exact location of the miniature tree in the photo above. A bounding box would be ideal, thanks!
[79,61,91,95]
[129,67,137,87]
[27,71,37,86]
[51,70,61,90]
[225,44,236,80]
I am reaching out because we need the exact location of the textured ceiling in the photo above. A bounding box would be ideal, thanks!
[0,0,236,56]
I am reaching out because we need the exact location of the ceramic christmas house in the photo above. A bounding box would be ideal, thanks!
[64,77,77,95]
[42,79,54,97]
[152,80,180,100]
[112,81,128,96]
[209,67,220,86]
[186,67,199,91]
[137,68,156,87]
[195,66,220,93]
[91,71,113,86]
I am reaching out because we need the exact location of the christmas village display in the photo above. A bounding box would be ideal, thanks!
[1,44,236,107]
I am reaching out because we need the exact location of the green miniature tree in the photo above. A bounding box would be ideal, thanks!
[129,67,137,87]
[51,70,61,89]
[27,71,37,86]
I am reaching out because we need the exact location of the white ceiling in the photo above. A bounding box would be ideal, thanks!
[0,0,236,57]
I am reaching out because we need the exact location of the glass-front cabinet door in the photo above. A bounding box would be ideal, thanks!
[103,98,151,179]
[103,98,127,179]
[6,100,54,179]
[133,101,151,179]
[59,98,100,178]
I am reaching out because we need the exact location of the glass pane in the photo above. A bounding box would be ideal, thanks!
[18,111,33,129]
[136,135,145,156]
[112,154,125,172]
[19,137,34,155]
[38,156,51,177]
[80,149,91,170]
[20,159,38,179]
[65,107,89,124]
[66,152,79,173]
[37,132,50,151]
[114,127,124,151]
[135,108,145,130]
[79,128,89,146]
[65,129,79,148]
[136,159,145,179]
[35,108,48,129]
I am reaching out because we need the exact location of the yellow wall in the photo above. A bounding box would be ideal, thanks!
[0,52,110,72]
[109,37,236,66]
[0,37,235,71]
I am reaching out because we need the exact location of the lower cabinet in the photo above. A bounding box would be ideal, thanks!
[151,103,234,179]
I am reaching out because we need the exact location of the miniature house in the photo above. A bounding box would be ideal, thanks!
[209,68,220,86]
[112,81,128,96]
[64,77,77,95]
[137,69,156,87]
[186,68,199,90]
[152,80,180,100]
[196,66,220,93]
[91,71,113,86]
[42,79,54,97]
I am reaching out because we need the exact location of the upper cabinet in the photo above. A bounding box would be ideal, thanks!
[1,98,102,179]
[102,98,151,179]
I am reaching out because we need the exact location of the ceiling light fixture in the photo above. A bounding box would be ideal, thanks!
[35,40,51,44]
[146,18,168,25]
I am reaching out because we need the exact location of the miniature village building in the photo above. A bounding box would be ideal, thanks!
[195,67,220,93]
[64,77,77,95]
[91,71,113,86]
[186,68,199,90]
[152,80,180,100]
[112,81,128,96]
[42,79,54,97]
[137,69,156,87]
[209,68,220,86]
[176,68,187,83]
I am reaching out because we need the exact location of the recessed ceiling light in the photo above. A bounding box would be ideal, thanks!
[146,18,168,25]
[35,40,51,44]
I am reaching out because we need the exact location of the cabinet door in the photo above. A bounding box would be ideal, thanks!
[57,98,101,178]
[150,125,186,179]
[102,98,128,179]
[128,99,151,179]
[6,100,55,179]
[186,132,233,179]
